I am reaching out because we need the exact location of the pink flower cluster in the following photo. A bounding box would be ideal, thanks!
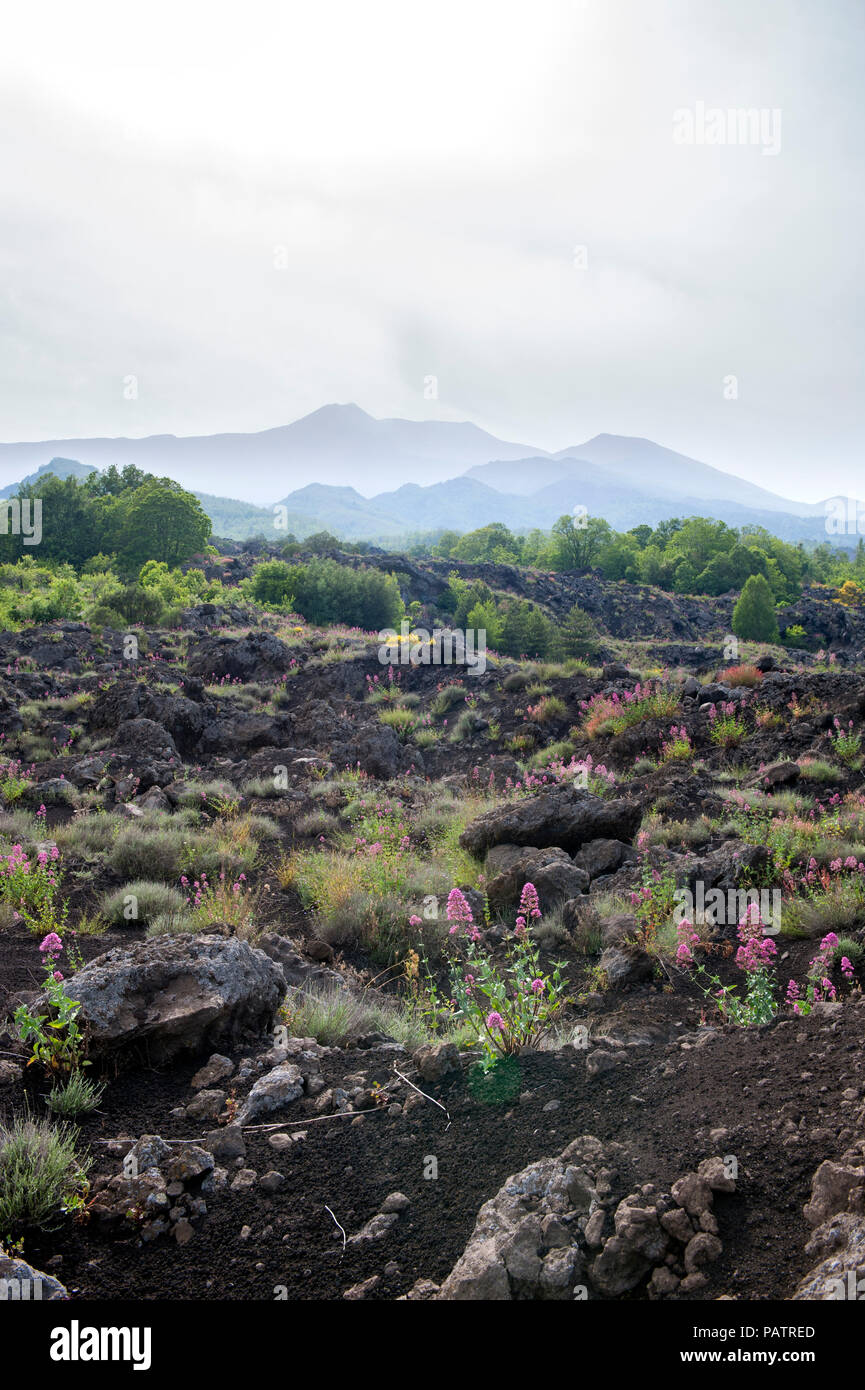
[446,887,481,943]
[675,917,700,965]
[734,903,777,973]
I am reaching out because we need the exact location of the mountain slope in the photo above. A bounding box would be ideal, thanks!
[0,404,543,504]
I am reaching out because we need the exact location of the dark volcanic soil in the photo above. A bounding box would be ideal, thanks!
[18,992,865,1302]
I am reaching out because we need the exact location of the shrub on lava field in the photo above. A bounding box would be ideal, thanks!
[280,982,434,1050]
[720,664,763,688]
[379,706,418,741]
[46,1073,106,1118]
[831,718,862,767]
[108,826,187,882]
[707,702,747,748]
[659,725,692,762]
[579,683,679,738]
[754,705,784,730]
[437,885,568,1069]
[101,880,186,927]
[527,695,567,724]
[797,758,842,783]
[0,1114,91,1235]
[449,709,485,743]
[295,809,340,838]
[430,682,467,716]
[0,843,65,934]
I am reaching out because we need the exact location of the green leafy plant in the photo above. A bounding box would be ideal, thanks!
[13,933,90,1074]
[440,885,568,1069]
[0,843,66,935]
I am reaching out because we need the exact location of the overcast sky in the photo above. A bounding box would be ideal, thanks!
[1,0,863,501]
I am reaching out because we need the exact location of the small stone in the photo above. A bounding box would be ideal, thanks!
[260,1171,285,1194]
[583,1210,605,1248]
[343,1275,380,1299]
[190,1054,235,1090]
[684,1232,723,1274]
[231,1168,257,1192]
[672,1173,714,1217]
[173,1219,194,1246]
[205,1126,246,1162]
[660,1207,694,1244]
[697,1156,737,1193]
[380,1192,410,1214]
[185,1089,226,1121]
[649,1266,680,1295]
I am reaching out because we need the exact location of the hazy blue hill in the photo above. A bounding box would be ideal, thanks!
[0,456,98,498]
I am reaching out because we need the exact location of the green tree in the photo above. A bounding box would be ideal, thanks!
[558,603,601,658]
[117,480,211,570]
[732,573,779,642]
[249,560,295,608]
[550,514,612,570]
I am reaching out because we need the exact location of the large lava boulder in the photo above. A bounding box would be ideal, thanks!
[485,845,589,910]
[65,933,286,1062]
[459,785,641,858]
[186,632,293,683]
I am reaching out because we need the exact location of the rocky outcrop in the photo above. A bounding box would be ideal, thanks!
[0,1245,68,1300]
[186,632,294,683]
[436,1138,734,1300]
[459,786,641,858]
[65,933,286,1061]
[484,845,589,910]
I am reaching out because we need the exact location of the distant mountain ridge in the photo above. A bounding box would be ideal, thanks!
[0,406,854,546]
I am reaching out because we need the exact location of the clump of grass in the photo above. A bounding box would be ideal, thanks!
[101,880,186,926]
[281,983,434,1050]
[780,877,865,937]
[379,706,417,741]
[449,710,485,743]
[720,664,763,688]
[797,758,842,783]
[506,732,537,755]
[241,776,287,799]
[430,683,467,717]
[54,812,119,855]
[639,812,713,847]
[527,695,567,724]
[0,1113,91,1234]
[295,809,340,838]
[108,825,187,882]
[146,910,194,937]
[45,1073,106,1117]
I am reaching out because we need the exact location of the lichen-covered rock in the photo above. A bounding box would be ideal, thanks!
[235,1062,304,1125]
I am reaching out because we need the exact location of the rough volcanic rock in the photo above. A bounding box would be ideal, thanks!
[794,1213,865,1299]
[186,631,294,683]
[459,786,641,858]
[0,1245,68,1300]
[65,933,286,1061]
[484,845,589,910]
[437,1134,629,1301]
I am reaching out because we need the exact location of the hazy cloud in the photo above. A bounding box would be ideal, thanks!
[1,0,863,500]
